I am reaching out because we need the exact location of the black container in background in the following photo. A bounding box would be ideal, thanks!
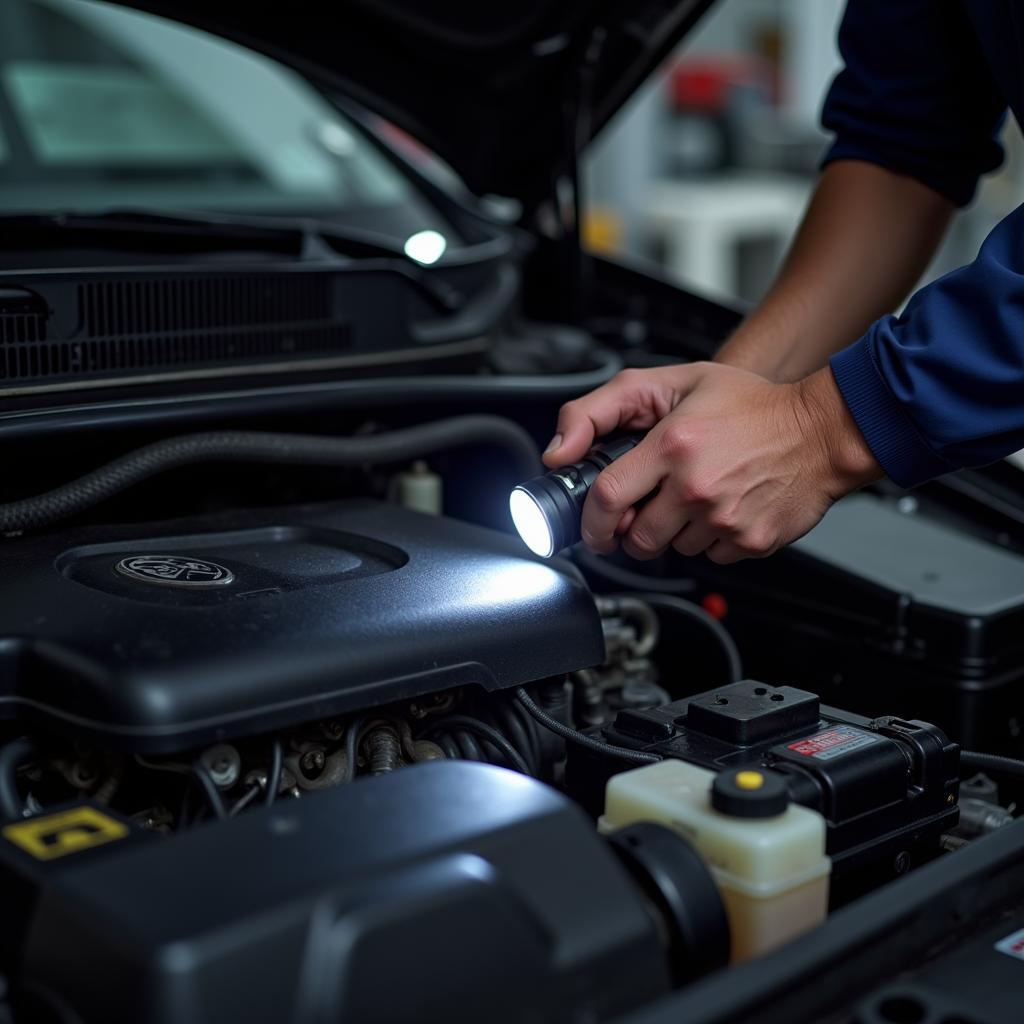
[677,494,1024,754]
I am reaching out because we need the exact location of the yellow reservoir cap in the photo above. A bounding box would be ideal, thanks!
[735,771,765,791]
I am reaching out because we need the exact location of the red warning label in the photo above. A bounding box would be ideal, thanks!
[787,725,880,761]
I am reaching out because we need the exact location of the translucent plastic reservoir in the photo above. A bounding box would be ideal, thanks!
[601,759,830,962]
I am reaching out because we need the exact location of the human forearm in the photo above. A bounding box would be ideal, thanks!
[544,361,881,564]
[716,160,954,381]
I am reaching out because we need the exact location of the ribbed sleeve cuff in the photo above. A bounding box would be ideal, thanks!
[830,340,955,489]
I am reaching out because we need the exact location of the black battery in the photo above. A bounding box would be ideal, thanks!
[566,678,960,893]
[674,493,1024,754]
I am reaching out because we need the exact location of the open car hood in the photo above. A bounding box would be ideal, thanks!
[106,0,715,205]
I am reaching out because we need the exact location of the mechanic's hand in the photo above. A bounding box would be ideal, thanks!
[543,362,882,564]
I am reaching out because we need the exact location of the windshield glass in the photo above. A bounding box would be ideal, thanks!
[0,0,459,243]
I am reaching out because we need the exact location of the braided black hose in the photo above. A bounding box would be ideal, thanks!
[0,415,541,533]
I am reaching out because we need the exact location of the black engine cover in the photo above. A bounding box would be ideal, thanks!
[0,501,604,752]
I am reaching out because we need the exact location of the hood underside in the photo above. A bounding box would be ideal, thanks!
[105,0,715,204]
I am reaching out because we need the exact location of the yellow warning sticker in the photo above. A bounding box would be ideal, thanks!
[2,806,129,861]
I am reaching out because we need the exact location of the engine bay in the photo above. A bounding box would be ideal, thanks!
[2,425,1023,1023]
[4,3,1024,1020]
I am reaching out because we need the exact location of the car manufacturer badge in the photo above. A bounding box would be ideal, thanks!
[114,555,234,588]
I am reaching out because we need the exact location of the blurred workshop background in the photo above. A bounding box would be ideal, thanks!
[584,0,1024,310]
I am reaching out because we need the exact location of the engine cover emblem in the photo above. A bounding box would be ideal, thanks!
[114,555,234,588]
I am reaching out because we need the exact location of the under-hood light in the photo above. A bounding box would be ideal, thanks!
[404,230,447,265]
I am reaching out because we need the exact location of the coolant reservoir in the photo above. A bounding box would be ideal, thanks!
[397,460,442,515]
[600,759,830,962]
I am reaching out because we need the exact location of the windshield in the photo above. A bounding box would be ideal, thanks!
[0,0,459,243]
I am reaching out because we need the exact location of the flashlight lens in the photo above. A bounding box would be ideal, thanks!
[510,487,555,558]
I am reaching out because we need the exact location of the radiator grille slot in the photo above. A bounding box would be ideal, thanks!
[80,275,333,337]
[1,274,350,384]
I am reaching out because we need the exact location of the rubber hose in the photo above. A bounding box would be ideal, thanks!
[264,739,283,806]
[0,415,540,533]
[498,702,537,775]
[961,750,1024,784]
[573,548,697,594]
[0,737,34,820]
[192,759,227,821]
[343,715,367,783]
[623,593,743,684]
[0,350,625,441]
[423,715,532,775]
[437,734,460,760]
[456,729,483,762]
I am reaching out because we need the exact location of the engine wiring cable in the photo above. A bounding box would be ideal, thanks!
[0,416,541,533]
[192,757,227,821]
[229,784,262,817]
[961,750,1024,786]
[265,739,283,806]
[134,754,192,776]
[420,714,532,775]
[514,687,661,766]
[616,592,743,684]
[343,715,368,784]
[0,736,34,820]
[573,547,697,593]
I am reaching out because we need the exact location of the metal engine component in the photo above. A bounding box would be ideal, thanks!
[956,797,1014,837]
[364,724,403,775]
[573,596,671,729]
[200,745,241,790]
[283,746,349,791]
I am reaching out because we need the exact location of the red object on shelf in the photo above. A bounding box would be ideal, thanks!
[669,55,773,113]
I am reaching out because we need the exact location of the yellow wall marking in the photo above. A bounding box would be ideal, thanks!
[2,806,128,860]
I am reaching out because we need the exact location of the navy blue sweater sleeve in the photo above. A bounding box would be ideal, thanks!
[831,202,1024,488]
[821,0,1007,206]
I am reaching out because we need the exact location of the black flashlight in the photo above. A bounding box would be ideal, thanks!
[510,434,644,557]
